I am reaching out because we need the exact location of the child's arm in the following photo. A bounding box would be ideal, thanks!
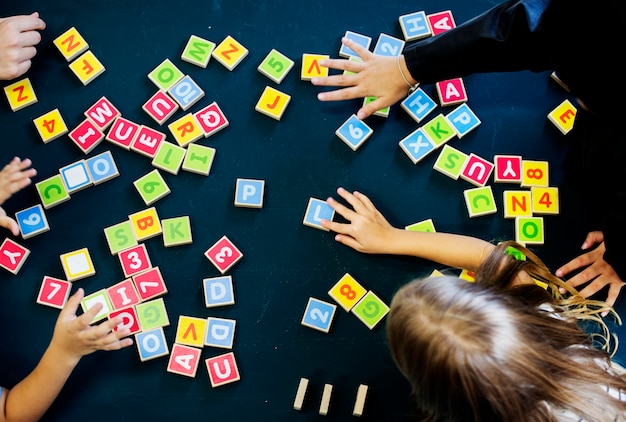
[0,12,46,80]
[0,288,132,422]
[321,187,493,272]
[0,157,37,236]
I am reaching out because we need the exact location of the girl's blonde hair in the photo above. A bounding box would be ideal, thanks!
[387,241,626,421]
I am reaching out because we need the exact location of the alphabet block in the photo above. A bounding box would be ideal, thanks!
[258,49,294,83]
[81,289,112,323]
[181,143,216,175]
[399,127,435,164]
[142,90,179,125]
[515,216,545,245]
[301,297,337,333]
[301,54,329,80]
[33,108,68,143]
[193,102,229,138]
[15,204,49,239]
[401,87,437,123]
[335,114,373,151]
[131,126,166,158]
[162,216,192,247]
[255,86,291,120]
[118,244,152,278]
[303,198,335,230]
[398,11,432,41]
[494,155,523,183]
[60,247,95,281]
[181,35,215,68]
[148,59,184,91]
[427,10,456,36]
[176,315,207,348]
[136,327,169,362]
[463,186,497,217]
[106,117,140,150]
[460,153,494,187]
[106,278,141,310]
[59,160,92,193]
[167,344,201,377]
[36,174,70,209]
[435,78,467,106]
[86,150,119,184]
[4,77,37,111]
[422,114,456,147]
[446,103,480,137]
[104,220,137,255]
[503,190,532,219]
[109,306,142,335]
[373,33,405,57]
[37,276,71,309]
[204,235,243,274]
[203,275,235,308]
[133,169,171,205]
[339,31,372,58]
[69,50,105,85]
[234,178,265,208]
[362,96,390,117]
[328,273,367,311]
[204,317,236,349]
[168,75,205,111]
[433,144,468,180]
[548,99,577,134]
[205,352,240,387]
[85,96,120,130]
[53,27,88,61]
[68,118,104,154]
[129,207,162,241]
[0,238,29,274]
[351,291,389,330]
[136,298,170,330]
[212,35,249,70]
[168,113,204,146]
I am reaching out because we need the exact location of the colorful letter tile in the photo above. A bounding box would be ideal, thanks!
[234,178,265,208]
[136,327,169,362]
[548,99,577,134]
[104,221,137,255]
[339,31,372,58]
[373,33,405,57]
[258,49,294,83]
[194,102,229,138]
[521,160,549,187]
[181,35,215,68]
[148,59,184,91]
[399,11,432,41]
[152,141,186,175]
[59,160,92,193]
[255,86,291,120]
[106,117,140,150]
[435,78,467,106]
[212,35,249,70]
[427,10,456,35]
[515,216,545,245]
[503,190,532,219]
[303,198,334,230]
[460,153,494,187]
[53,27,88,61]
[131,126,166,158]
[422,114,456,147]
[36,174,70,209]
[301,54,329,80]
[68,118,104,154]
[433,144,468,180]
[401,87,437,123]
[60,247,95,281]
[205,317,236,349]
[203,275,235,308]
[69,50,105,85]
[531,186,559,214]
[176,315,207,348]
[106,278,141,309]
[129,207,162,241]
[118,244,152,278]
[168,113,204,147]
[136,298,170,330]
[182,143,216,175]
[446,103,480,138]
[405,218,436,232]
[132,266,168,301]
[168,75,205,111]
[86,150,119,184]
[133,169,171,205]
[81,289,112,323]
[399,127,436,164]
[4,78,37,111]
[109,306,142,335]
[494,155,523,183]
[167,344,201,377]
[142,90,179,125]
[85,96,120,130]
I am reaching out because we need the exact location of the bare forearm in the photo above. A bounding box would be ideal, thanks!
[3,346,79,422]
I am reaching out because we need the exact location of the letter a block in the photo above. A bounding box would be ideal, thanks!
[548,99,577,134]
[212,35,249,70]
[204,236,243,274]
[206,352,240,387]
[162,216,192,247]
[203,275,235,308]
[436,77,467,106]
[37,276,71,309]
[69,50,105,85]
[0,238,30,274]
[427,10,456,35]
[255,86,291,121]
[176,315,207,348]
[399,11,432,41]
[4,78,37,111]
[167,344,201,377]
[303,198,335,230]
[464,186,497,217]
[36,175,70,209]
[136,327,169,362]
[129,207,162,241]
[205,317,236,349]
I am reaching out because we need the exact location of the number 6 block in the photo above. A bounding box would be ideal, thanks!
[301,297,337,333]
[335,114,373,151]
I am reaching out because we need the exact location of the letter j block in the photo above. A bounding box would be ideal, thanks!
[255,86,291,121]
[303,198,335,231]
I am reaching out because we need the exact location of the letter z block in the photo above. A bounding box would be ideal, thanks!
[328,273,367,311]
[4,77,37,111]
[212,35,248,70]
[53,27,88,61]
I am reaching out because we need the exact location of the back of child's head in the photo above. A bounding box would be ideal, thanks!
[386,275,626,421]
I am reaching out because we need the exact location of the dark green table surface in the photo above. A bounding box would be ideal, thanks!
[1,1,622,420]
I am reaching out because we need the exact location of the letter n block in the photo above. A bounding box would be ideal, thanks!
[503,190,532,219]
[205,352,240,387]
[4,78,37,111]
[53,27,89,61]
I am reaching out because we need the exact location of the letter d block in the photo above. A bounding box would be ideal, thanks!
[203,275,235,308]
[205,352,240,387]
[36,175,70,209]
[69,118,105,154]
[205,317,236,349]
[303,198,335,231]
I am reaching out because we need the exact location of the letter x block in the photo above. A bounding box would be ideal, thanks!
[204,236,243,274]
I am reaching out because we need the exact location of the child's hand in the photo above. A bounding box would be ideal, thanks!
[0,206,19,236]
[49,288,133,366]
[321,187,398,254]
[0,157,36,204]
[0,12,46,80]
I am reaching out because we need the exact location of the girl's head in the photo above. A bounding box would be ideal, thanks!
[387,247,626,421]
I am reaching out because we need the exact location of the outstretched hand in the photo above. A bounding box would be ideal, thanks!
[0,12,46,80]
[0,157,37,235]
[320,187,398,254]
[311,37,417,119]
[556,231,625,312]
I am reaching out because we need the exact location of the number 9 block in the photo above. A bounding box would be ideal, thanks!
[351,291,389,330]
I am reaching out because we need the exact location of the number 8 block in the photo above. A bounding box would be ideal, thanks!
[328,273,367,311]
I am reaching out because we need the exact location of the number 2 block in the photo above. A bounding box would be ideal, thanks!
[204,236,243,274]
[328,273,367,311]
[37,276,71,309]
[4,77,38,111]
[301,297,337,333]
[335,114,373,151]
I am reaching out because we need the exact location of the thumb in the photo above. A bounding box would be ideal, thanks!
[0,216,20,237]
